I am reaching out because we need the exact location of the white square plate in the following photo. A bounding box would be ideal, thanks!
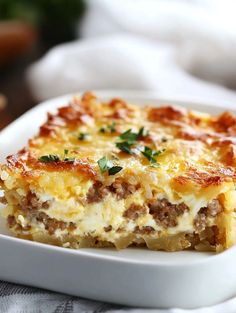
[1,90,236,309]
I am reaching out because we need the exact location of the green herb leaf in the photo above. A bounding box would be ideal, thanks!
[108,166,123,176]
[137,127,149,139]
[38,154,60,163]
[142,146,154,162]
[119,129,137,142]
[78,132,89,140]
[116,141,133,154]
[99,122,116,134]
[107,122,116,133]
[153,149,165,157]
[63,149,69,159]
[97,156,113,173]
[99,127,106,133]
[119,127,149,144]
[62,149,75,162]
[142,147,165,164]
[64,157,75,162]
[97,156,123,175]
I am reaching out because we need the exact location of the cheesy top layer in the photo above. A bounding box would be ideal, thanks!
[1,92,236,240]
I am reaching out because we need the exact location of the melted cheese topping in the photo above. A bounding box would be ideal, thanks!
[1,92,236,246]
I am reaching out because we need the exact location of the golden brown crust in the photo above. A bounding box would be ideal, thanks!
[29,157,96,178]
[5,151,96,179]
[40,93,94,137]
[147,105,186,123]
[173,166,236,188]
[213,111,236,135]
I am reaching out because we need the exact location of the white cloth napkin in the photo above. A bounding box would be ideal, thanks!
[28,0,236,109]
[27,33,236,107]
[18,0,236,311]
[2,280,236,313]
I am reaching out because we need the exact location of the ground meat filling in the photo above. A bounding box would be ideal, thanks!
[134,226,155,234]
[109,180,139,200]
[86,179,139,203]
[7,215,17,228]
[194,199,223,233]
[194,208,207,233]
[86,181,108,203]
[0,196,7,204]
[207,199,223,217]
[7,211,76,236]
[21,191,50,212]
[104,225,112,232]
[123,204,147,220]
[36,212,76,235]
[7,215,31,231]
[148,198,189,228]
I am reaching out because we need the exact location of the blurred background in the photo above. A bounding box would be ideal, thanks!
[0,0,85,128]
[1,0,236,130]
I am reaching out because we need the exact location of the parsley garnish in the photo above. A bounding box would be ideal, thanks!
[107,122,116,133]
[119,129,137,143]
[97,156,113,173]
[97,156,123,175]
[116,141,133,154]
[63,149,69,160]
[38,154,60,163]
[137,126,149,139]
[64,157,75,162]
[62,149,75,162]
[99,122,116,134]
[39,150,75,163]
[116,127,150,154]
[119,127,149,143]
[99,127,106,133]
[141,147,165,164]
[108,166,123,175]
[78,132,89,140]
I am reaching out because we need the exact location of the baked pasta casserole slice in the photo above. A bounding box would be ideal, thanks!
[1,92,236,252]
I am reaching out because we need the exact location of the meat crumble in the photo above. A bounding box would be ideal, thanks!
[36,212,76,235]
[148,198,189,228]
[86,181,108,203]
[123,203,147,220]
[109,180,139,200]
[194,199,223,233]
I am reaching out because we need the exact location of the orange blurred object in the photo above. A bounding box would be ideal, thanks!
[0,94,7,111]
[0,21,37,65]
[0,94,6,110]
[0,94,10,130]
